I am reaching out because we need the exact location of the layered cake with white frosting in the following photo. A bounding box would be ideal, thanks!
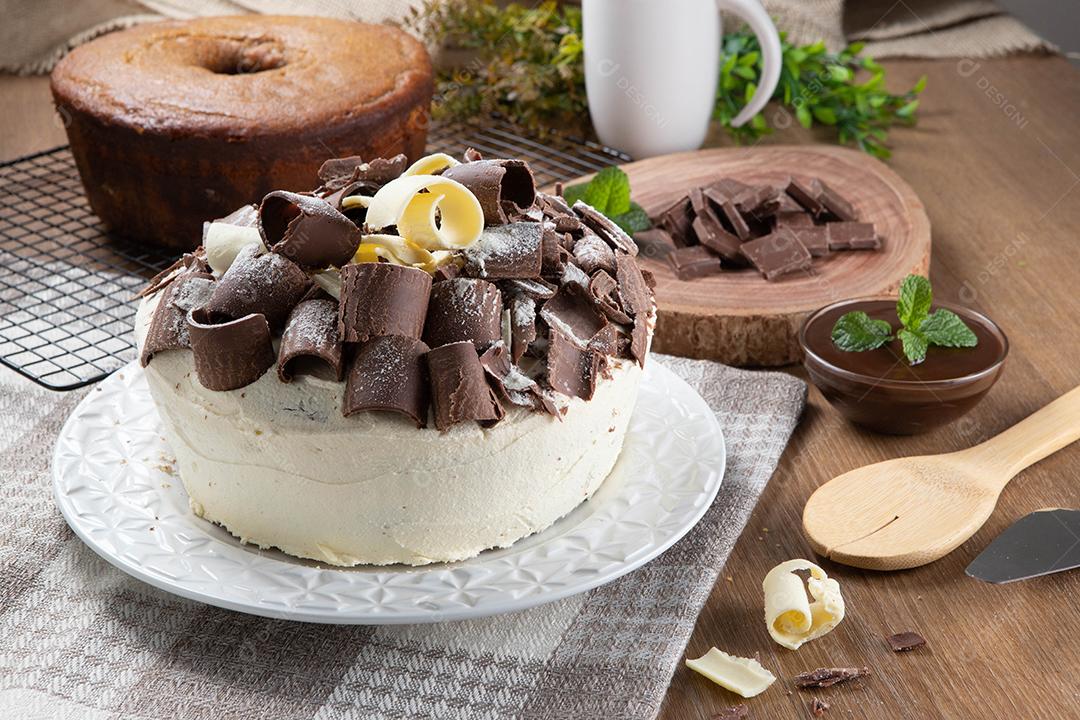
[136,149,655,566]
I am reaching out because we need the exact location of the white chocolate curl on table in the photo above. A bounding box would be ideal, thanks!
[762,559,845,650]
[365,174,484,251]
[403,152,460,177]
[685,648,776,698]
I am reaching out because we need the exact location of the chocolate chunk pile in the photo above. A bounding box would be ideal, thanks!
[637,176,881,282]
[139,150,654,432]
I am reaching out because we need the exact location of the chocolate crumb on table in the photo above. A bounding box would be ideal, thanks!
[887,631,927,652]
[711,704,749,720]
[793,667,871,689]
[809,697,830,717]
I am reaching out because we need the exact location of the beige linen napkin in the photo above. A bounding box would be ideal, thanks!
[0,353,805,719]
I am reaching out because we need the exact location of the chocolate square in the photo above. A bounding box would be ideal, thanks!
[740,227,813,280]
[668,246,722,280]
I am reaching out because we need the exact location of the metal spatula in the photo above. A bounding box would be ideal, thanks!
[966,509,1080,584]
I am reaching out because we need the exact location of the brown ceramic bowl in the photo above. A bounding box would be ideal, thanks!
[800,298,1009,434]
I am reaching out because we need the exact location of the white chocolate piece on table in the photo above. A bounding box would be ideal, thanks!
[403,152,460,177]
[685,648,776,698]
[762,559,845,650]
[365,175,484,251]
[204,222,262,276]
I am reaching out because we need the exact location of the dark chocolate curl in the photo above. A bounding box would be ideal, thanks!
[137,247,211,298]
[317,154,407,190]
[260,191,363,269]
[423,278,503,351]
[573,235,616,275]
[338,263,432,343]
[344,335,431,428]
[140,271,215,366]
[630,314,650,367]
[508,294,537,363]
[187,309,276,391]
[541,228,570,278]
[572,201,638,256]
[277,299,344,382]
[426,341,505,430]
[200,244,311,333]
[588,270,631,325]
[546,328,601,401]
[216,204,258,228]
[615,253,652,318]
[442,159,536,225]
[462,222,543,279]
[539,285,608,350]
[479,343,559,416]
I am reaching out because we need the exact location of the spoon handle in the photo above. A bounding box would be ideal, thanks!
[966,384,1080,484]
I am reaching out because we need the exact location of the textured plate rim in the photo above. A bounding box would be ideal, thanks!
[52,360,725,624]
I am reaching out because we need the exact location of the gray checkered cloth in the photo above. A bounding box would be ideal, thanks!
[0,353,805,720]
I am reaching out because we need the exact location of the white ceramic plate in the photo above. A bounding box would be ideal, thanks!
[53,360,725,624]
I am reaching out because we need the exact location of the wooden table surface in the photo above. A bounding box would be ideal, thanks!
[4,55,1080,719]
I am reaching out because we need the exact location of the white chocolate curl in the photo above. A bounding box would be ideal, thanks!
[685,648,776,698]
[403,152,460,177]
[353,235,460,274]
[204,222,262,276]
[365,175,484,251]
[762,559,845,650]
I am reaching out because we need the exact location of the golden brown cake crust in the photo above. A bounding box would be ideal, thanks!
[50,16,433,249]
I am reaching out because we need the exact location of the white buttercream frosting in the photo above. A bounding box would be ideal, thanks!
[135,292,645,566]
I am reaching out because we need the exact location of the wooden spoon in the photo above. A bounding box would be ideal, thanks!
[803,385,1080,570]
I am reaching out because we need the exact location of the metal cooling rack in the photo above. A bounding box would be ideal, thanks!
[0,119,628,391]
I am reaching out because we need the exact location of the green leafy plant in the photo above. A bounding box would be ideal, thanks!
[831,275,978,365]
[561,166,651,234]
[404,0,925,158]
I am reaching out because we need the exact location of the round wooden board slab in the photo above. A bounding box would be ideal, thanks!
[567,145,931,366]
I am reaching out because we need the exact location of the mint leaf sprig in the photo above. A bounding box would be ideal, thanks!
[831,275,978,365]
[562,166,652,234]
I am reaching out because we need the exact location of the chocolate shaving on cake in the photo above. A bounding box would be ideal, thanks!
[886,631,926,652]
[426,340,504,430]
[321,180,380,217]
[343,335,431,428]
[793,667,871,689]
[479,343,558,416]
[615,253,652,318]
[540,285,609,350]
[200,244,311,332]
[216,203,258,228]
[187,309,276,391]
[541,227,571,277]
[462,222,543,279]
[424,278,503,351]
[508,294,538,362]
[317,154,407,190]
[339,263,432,343]
[462,147,484,163]
[140,271,215,366]
[587,270,632,325]
[586,323,625,358]
[572,201,638,256]
[442,159,537,225]
[537,191,575,219]
[553,214,584,235]
[546,327,601,401]
[505,277,557,300]
[630,314,649,367]
[137,247,211,298]
[260,190,363,269]
[277,299,343,382]
[573,235,616,275]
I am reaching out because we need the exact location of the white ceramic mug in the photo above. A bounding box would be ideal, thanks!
[583,0,782,159]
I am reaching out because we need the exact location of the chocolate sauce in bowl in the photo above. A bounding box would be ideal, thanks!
[803,300,1007,382]
[800,298,1008,434]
